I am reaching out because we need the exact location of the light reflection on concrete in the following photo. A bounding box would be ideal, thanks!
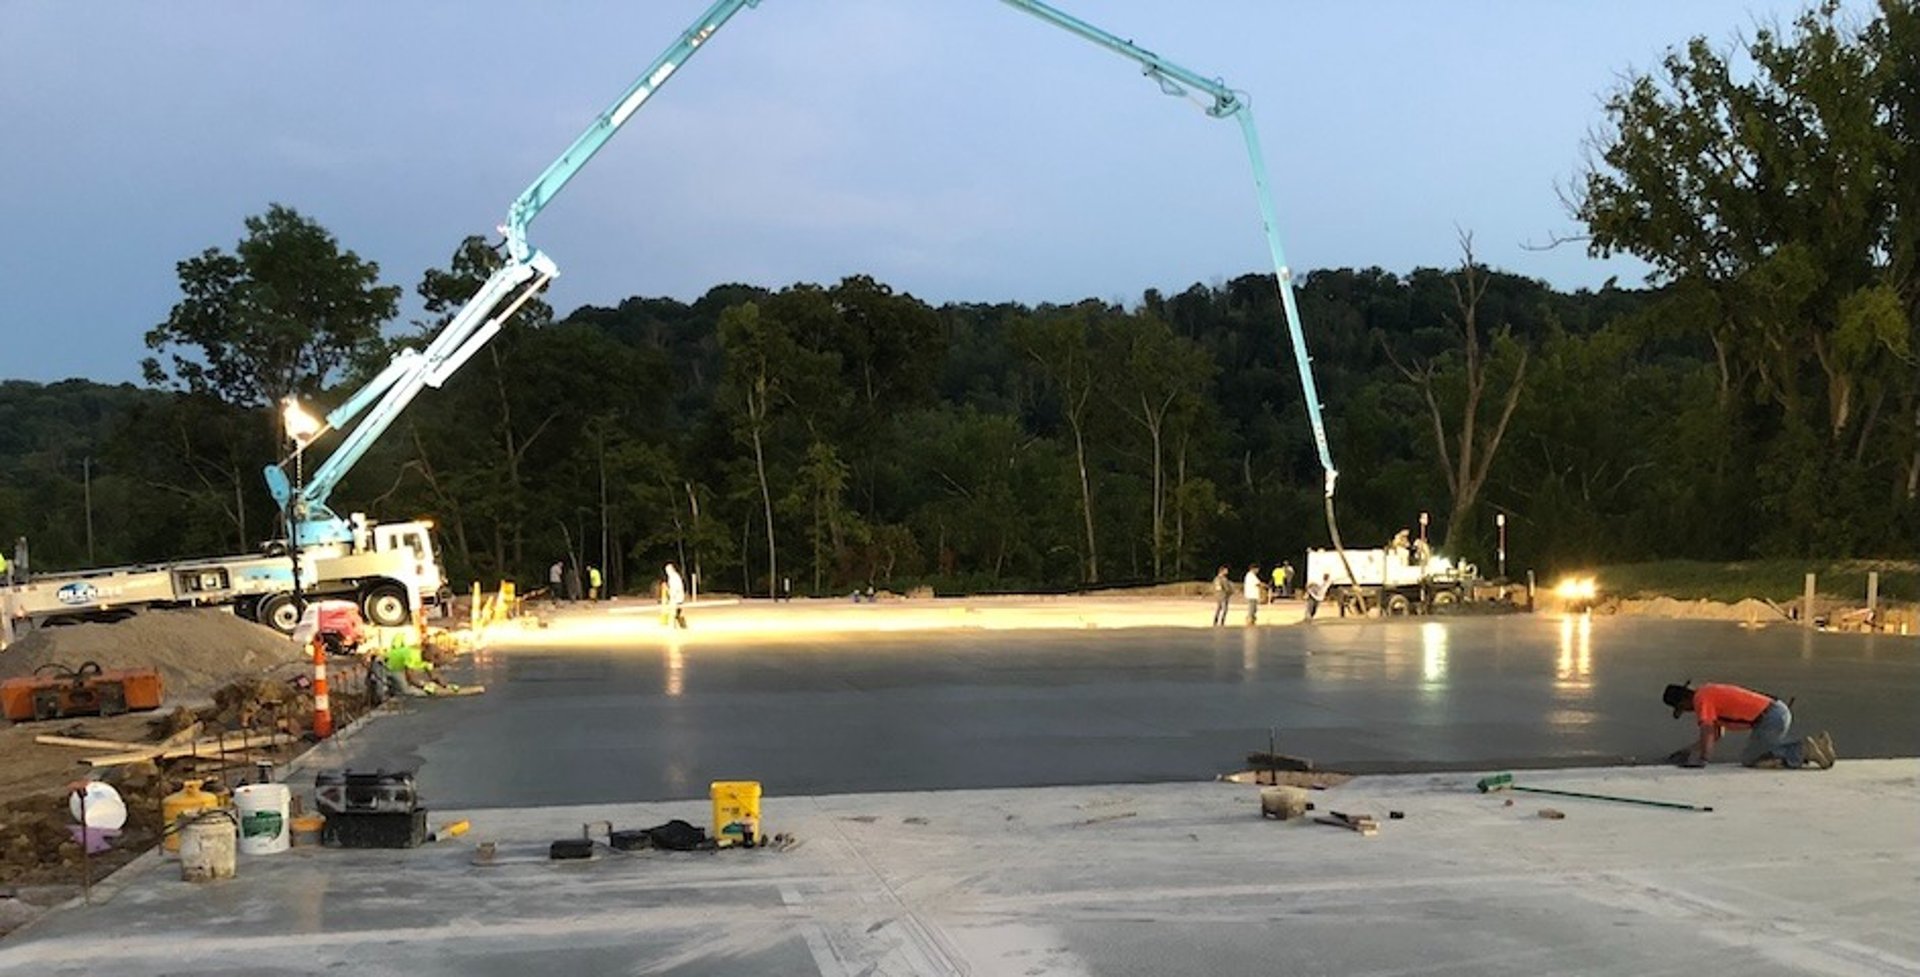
[1547,613,1596,729]
[1556,613,1593,693]
[664,641,685,698]
[1420,621,1448,687]
[1305,630,1390,685]
[483,596,1313,648]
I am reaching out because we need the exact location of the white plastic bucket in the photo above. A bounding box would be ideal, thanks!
[233,784,291,855]
[68,782,128,831]
[179,812,237,882]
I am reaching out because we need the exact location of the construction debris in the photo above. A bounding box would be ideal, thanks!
[1244,750,1315,773]
[0,610,384,889]
[1313,811,1379,836]
[32,734,154,752]
[1220,769,1354,789]
[81,731,297,768]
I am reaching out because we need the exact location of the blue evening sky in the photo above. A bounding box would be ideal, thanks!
[0,0,1856,384]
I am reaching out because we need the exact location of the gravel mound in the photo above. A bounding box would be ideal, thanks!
[0,609,301,703]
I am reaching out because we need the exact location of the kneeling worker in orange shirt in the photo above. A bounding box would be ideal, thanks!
[1663,682,1834,769]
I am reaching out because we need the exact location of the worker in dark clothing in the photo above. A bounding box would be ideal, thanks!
[1304,574,1329,620]
[1663,682,1834,769]
[1210,566,1232,627]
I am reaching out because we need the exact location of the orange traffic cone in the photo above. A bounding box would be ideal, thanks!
[311,637,333,739]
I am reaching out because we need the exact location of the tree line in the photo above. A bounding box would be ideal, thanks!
[2,2,1912,595]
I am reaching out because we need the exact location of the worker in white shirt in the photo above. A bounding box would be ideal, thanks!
[1243,564,1263,625]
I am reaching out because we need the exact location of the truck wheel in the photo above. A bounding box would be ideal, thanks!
[1431,589,1460,609]
[361,584,411,627]
[258,593,300,634]
[1385,594,1413,616]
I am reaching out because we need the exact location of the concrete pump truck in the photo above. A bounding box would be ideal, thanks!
[261,0,1364,624]
[6,0,1358,641]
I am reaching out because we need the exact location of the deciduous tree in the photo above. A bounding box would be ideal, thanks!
[145,204,399,409]
[1380,236,1530,554]
[1013,305,1106,584]
[1576,1,1913,498]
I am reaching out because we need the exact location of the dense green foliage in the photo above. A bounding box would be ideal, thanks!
[1577,0,1917,557]
[1594,560,1917,604]
[6,257,1911,595]
[2,3,1911,595]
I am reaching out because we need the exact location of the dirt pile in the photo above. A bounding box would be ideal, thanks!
[1600,595,1914,631]
[0,609,301,703]
[1604,596,1788,621]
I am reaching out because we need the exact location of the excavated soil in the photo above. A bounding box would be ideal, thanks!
[1598,595,1915,631]
[0,608,301,703]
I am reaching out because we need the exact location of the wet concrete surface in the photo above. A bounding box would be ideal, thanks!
[319,615,1919,808]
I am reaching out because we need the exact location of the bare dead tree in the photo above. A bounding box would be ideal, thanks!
[1380,232,1530,553]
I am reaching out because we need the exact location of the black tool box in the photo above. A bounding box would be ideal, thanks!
[314,769,418,815]
[323,809,427,849]
[314,769,426,849]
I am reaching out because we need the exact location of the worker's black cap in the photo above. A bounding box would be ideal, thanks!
[1662,683,1692,718]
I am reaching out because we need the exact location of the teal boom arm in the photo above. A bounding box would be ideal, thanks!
[268,0,763,546]
[273,0,1348,568]
[998,0,1339,498]
[504,0,763,267]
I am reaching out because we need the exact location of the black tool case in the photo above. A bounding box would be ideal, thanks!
[323,809,428,849]
[314,769,418,815]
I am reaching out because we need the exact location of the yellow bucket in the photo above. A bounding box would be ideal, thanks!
[289,813,326,847]
[161,779,223,855]
[710,781,762,847]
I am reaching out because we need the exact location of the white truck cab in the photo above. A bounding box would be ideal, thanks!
[2,517,445,636]
[1306,545,1477,616]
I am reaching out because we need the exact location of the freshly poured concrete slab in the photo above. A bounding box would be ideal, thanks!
[4,761,1914,976]
[320,613,1917,807]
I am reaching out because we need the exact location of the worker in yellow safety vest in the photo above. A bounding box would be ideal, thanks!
[384,635,462,696]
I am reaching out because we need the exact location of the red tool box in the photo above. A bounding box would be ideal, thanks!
[0,661,165,722]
